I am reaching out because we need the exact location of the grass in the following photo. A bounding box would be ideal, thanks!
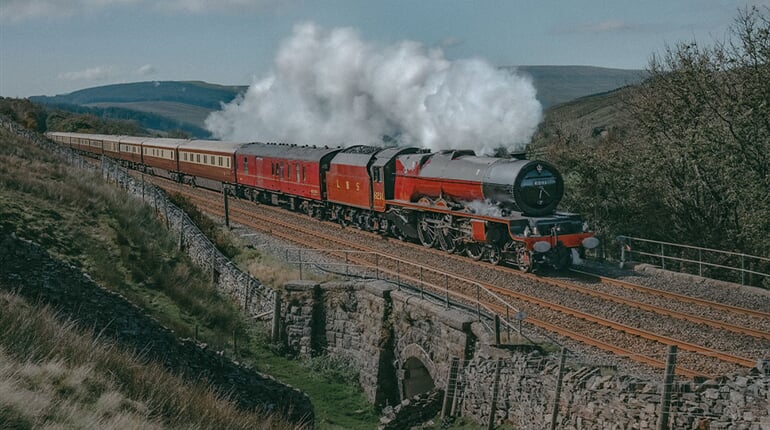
[0,292,294,430]
[0,125,381,429]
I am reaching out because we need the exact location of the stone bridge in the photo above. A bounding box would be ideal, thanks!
[279,280,485,408]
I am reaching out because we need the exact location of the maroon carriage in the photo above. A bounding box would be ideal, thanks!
[141,137,187,179]
[235,143,343,211]
[102,135,121,159]
[118,136,145,165]
[177,139,243,190]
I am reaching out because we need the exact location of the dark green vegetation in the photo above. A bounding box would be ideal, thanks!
[0,125,380,429]
[534,7,770,285]
[0,97,150,135]
[30,81,247,138]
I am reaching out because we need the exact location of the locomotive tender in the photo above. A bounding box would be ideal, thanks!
[47,132,598,272]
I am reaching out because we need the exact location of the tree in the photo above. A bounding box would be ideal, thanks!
[628,6,770,255]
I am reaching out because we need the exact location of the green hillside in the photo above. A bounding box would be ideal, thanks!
[30,81,247,138]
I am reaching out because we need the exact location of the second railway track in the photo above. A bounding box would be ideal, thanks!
[144,174,769,379]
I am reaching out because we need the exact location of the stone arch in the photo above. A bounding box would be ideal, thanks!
[400,343,437,399]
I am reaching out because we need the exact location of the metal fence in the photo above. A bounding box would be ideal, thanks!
[280,246,531,343]
[617,235,770,288]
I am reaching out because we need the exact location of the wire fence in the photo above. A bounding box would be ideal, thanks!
[617,235,770,288]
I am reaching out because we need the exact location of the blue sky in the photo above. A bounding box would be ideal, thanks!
[1,0,766,98]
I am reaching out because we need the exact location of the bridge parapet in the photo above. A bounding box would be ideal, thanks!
[280,280,478,406]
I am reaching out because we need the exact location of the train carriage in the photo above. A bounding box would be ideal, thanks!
[82,135,105,156]
[118,136,145,165]
[102,135,121,159]
[235,143,343,207]
[178,140,243,187]
[46,132,72,148]
[141,137,187,177]
[47,132,109,156]
[326,146,380,211]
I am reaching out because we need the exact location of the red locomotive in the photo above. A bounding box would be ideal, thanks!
[47,132,598,272]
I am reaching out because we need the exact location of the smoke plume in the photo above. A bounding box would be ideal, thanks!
[206,23,542,155]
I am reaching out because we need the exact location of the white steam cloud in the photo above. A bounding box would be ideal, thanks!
[206,23,542,155]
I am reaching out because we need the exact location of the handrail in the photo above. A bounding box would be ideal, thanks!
[617,235,770,287]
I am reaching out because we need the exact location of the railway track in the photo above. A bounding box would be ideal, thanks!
[142,174,769,378]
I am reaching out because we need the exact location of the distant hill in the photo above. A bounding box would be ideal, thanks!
[30,67,645,137]
[31,81,247,137]
[512,65,646,108]
[31,81,246,109]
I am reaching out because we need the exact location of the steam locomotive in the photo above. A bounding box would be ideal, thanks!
[47,132,598,272]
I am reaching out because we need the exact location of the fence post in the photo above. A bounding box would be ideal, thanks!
[494,315,500,345]
[549,347,568,430]
[741,254,745,286]
[661,243,665,269]
[271,291,282,343]
[657,345,678,430]
[699,249,703,277]
[223,188,230,228]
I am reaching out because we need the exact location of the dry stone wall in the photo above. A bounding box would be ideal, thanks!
[461,348,770,430]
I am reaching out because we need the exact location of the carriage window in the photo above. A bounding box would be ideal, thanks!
[302,166,306,182]
[243,158,248,174]
[196,154,201,163]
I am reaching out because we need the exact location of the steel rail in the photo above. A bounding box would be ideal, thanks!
[151,179,748,376]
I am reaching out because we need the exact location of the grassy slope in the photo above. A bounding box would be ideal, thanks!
[0,125,379,429]
[0,127,294,429]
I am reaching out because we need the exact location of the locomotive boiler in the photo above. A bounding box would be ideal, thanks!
[393,150,563,216]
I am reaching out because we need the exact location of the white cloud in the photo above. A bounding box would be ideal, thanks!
[136,64,157,76]
[58,65,115,81]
